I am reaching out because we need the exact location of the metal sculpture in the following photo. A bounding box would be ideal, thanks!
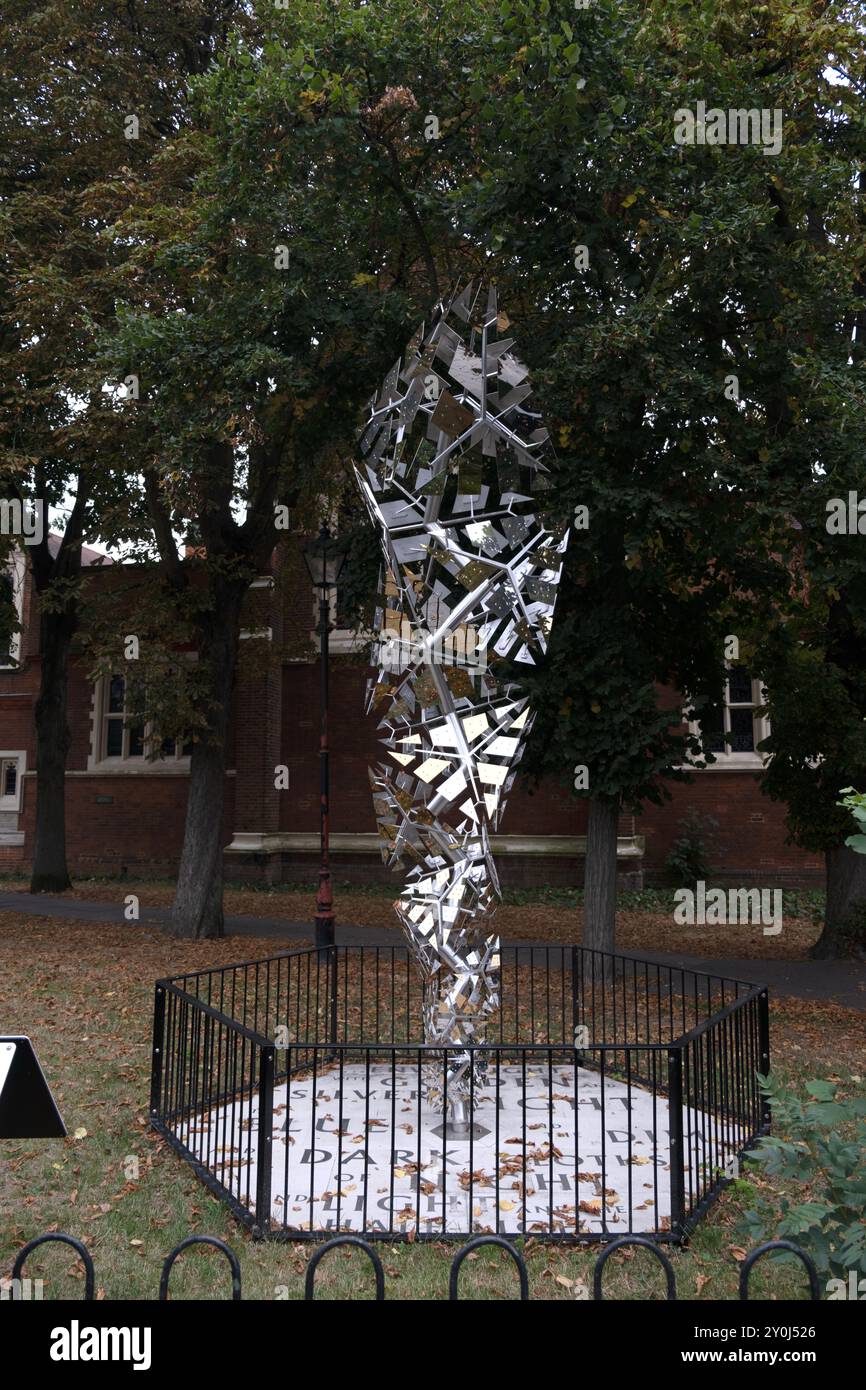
[354,282,566,1127]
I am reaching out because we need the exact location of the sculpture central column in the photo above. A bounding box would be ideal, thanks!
[354,281,566,1127]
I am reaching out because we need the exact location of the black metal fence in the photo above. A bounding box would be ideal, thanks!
[6,1232,820,1302]
[150,945,769,1243]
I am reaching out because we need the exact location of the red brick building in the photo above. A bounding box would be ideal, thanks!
[0,538,823,888]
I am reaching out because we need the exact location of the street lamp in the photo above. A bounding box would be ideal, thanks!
[302,524,348,950]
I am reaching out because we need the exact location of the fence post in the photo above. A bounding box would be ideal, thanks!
[757,989,771,1129]
[159,1236,242,1300]
[254,1044,275,1238]
[12,1233,95,1301]
[667,1044,686,1240]
[150,984,167,1120]
[329,944,339,1053]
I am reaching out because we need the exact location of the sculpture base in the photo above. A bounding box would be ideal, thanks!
[155,941,765,1242]
[430,1120,491,1142]
[176,1058,737,1238]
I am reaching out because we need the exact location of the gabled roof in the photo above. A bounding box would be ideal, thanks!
[47,533,114,567]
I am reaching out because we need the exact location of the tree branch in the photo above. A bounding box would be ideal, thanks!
[144,469,184,584]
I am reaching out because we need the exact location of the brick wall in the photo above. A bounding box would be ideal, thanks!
[637,773,823,886]
[277,659,587,838]
[17,770,235,878]
[0,539,826,888]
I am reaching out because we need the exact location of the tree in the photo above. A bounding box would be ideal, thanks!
[101,0,497,935]
[721,50,866,958]
[758,611,866,959]
[0,0,246,890]
[441,0,749,946]
[448,0,866,952]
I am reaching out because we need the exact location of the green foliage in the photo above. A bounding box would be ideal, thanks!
[333,516,383,636]
[93,0,497,603]
[78,0,496,816]
[0,0,247,542]
[665,809,719,888]
[838,788,866,855]
[3,0,866,917]
[742,1074,866,1281]
[464,0,866,826]
[757,635,866,855]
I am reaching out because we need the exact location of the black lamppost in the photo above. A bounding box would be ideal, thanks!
[302,524,347,950]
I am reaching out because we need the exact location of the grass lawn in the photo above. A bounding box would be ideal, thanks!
[1,910,863,1301]
[0,874,827,959]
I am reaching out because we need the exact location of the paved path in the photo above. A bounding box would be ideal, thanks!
[629,947,866,1013]
[2,890,864,1011]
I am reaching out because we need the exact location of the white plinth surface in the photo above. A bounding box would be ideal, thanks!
[178,1061,735,1236]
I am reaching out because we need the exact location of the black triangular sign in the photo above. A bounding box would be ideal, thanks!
[0,1037,66,1138]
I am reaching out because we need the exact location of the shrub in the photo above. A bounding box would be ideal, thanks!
[664,809,718,887]
[741,1073,866,1281]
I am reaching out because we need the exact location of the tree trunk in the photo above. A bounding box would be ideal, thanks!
[582,796,620,955]
[812,844,866,959]
[170,581,245,939]
[30,608,76,893]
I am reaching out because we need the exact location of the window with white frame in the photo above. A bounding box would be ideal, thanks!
[91,671,192,769]
[0,551,25,668]
[693,668,769,766]
[0,752,25,811]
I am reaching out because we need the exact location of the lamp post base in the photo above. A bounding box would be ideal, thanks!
[315,914,335,951]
